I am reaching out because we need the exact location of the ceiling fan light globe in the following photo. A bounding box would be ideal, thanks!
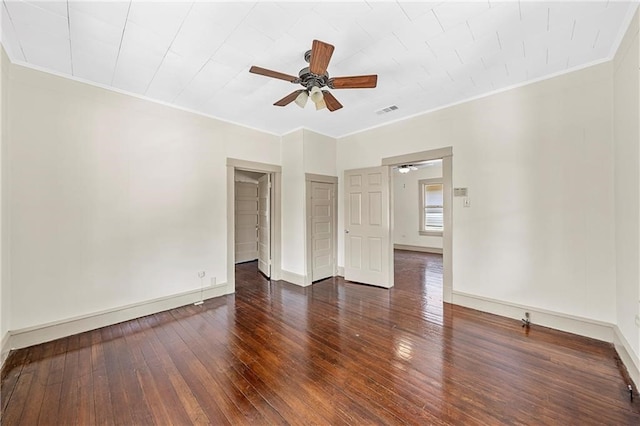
[294,91,308,108]
[309,86,323,103]
[398,166,410,174]
[315,98,327,110]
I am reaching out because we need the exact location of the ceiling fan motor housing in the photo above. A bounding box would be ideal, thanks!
[298,66,330,91]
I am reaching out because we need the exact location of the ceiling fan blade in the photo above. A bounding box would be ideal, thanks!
[250,66,298,82]
[330,75,378,89]
[274,90,306,107]
[322,91,343,112]
[309,40,335,75]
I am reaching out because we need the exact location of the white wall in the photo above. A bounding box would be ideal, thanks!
[393,163,443,249]
[0,46,9,358]
[7,64,281,331]
[280,129,337,282]
[281,129,306,277]
[303,129,337,177]
[614,9,640,377]
[338,62,616,324]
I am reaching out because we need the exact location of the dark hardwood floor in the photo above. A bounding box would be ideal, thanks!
[2,250,639,425]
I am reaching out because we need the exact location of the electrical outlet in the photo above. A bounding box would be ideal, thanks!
[463,198,471,208]
[198,271,205,278]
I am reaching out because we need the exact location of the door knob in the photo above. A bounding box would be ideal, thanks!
[345,229,350,234]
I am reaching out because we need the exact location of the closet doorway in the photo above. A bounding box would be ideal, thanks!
[227,159,282,292]
[234,170,271,278]
[305,174,338,284]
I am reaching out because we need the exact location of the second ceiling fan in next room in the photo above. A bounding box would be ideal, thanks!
[249,39,378,112]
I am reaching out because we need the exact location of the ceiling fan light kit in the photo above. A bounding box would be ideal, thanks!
[315,98,327,111]
[294,91,308,108]
[249,39,378,112]
[309,85,323,103]
[398,165,418,174]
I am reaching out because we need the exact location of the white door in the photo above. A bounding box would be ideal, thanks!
[344,166,392,288]
[311,181,335,281]
[235,182,259,263]
[258,174,271,277]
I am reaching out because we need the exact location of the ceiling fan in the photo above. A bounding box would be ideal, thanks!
[398,165,418,174]
[249,39,377,112]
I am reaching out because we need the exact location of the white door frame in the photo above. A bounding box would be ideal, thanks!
[305,173,338,286]
[227,158,282,292]
[381,147,453,303]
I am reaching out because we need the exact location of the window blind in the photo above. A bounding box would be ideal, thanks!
[424,183,443,230]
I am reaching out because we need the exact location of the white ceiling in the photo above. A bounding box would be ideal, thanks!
[1,1,636,137]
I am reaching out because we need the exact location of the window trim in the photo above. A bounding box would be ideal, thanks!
[419,178,444,237]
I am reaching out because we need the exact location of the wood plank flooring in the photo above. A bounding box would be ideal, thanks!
[2,250,639,425]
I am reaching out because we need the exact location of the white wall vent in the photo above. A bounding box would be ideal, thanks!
[376,105,399,115]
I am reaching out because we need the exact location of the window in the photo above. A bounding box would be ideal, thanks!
[419,179,443,236]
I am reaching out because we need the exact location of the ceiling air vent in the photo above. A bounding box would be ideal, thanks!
[376,105,399,115]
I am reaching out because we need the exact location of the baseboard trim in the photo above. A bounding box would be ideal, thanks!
[452,290,640,387]
[337,266,344,277]
[281,270,308,287]
[613,325,640,389]
[1,331,10,369]
[394,244,443,254]
[8,283,230,351]
[452,291,614,342]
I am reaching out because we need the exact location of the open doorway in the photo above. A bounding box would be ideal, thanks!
[234,170,271,279]
[392,160,444,312]
[226,159,282,293]
[382,148,452,303]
